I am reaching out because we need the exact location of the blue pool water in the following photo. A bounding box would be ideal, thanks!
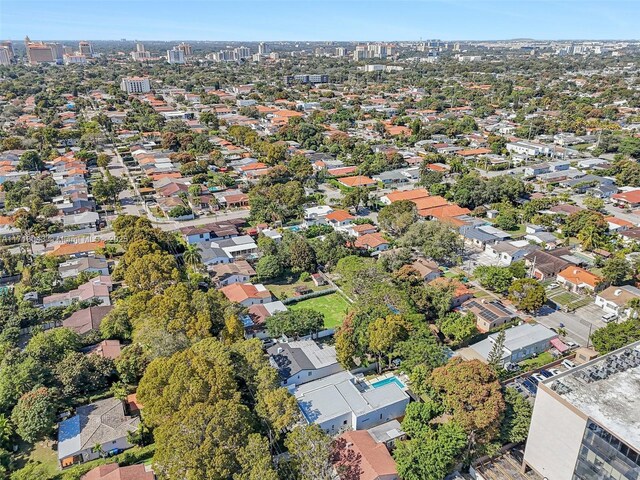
[371,376,405,389]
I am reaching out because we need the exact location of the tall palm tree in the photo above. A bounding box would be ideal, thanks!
[182,244,202,270]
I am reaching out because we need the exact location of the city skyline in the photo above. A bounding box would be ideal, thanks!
[3,0,640,42]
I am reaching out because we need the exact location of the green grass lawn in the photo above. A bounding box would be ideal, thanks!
[288,293,351,329]
[12,440,59,477]
[264,272,327,300]
[519,351,555,370]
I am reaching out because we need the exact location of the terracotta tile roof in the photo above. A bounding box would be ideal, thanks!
[457,148,492,156]
[335,430,397,480]
[81,463,155,480]
[326,210,355,222]
[48,241,106,257]
[412,195,448,211]
[354,232,388,249]
[430,277,472,298]
[605,216,635,228]
[558,266,602,289]
[220,283,271,303]
[384,188,430,203]
[613,190,640,204]
[339,176,376,187]
[327,166,358,177]
[426,163,448,172]
[420,204,471,220]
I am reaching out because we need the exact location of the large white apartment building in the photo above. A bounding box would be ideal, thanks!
[120,76,151,94]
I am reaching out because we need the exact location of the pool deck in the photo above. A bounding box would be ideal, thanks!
[364,372,410,391]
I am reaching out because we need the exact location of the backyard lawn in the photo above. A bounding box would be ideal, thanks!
[288,292,351,329]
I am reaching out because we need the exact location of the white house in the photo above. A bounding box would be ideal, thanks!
[57,397,139,468]
[595,285,640,319]
[268,339,343,387]
[293,371,410,435]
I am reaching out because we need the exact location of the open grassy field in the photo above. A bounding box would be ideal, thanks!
[288,292,351,329]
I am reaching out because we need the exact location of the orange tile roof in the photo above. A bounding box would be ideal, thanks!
[338,176,376,187]
[412,195,448,211]
[326,210,355,222]
[426,163,448,172]
[220,283,271,303]
[355,232,388,249]
[48,241,106,257]
[274,109,304,118]
[420,204,471,220]
[335,430,397,480]
[239,162,268,172]
[327,166,358,177]
[384,188,430,203]
[457,148,492,157]
[612,190,640,204]
[0,216,13,226]
[385,124,411,136]
[604,216,635,228]
[558,266,602,289]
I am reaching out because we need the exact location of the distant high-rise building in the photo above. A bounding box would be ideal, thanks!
[136,42,145,53]
[258,42,269,55]
[335,47,347,57]
[235,46,251,59]
[167,48,185,64]
[0,47,11,66]
[78,41,93,56]
[25,36,58,65]
[131,42,151,61]
[177,42,192,57]
[1,41,14,63]
[120,76,151,94]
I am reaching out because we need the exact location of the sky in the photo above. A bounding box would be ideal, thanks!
[2,0,640,42]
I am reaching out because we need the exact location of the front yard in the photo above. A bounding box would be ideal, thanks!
[287,292,351,329]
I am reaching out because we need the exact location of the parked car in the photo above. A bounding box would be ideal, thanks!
[522,378,538,395]
[602,312,618,323]
[539,369,554,378]
[562,359,576,369]
[549,368,562,376]
[546,283,559,289]
[532,373,547,383]
[566,341,578,349]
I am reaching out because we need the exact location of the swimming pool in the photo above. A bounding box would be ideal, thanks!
[371,376,405,389]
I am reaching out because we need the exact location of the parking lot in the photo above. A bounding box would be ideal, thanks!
[533,303,607,347]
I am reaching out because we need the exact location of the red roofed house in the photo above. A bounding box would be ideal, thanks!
[612,190,640,208]
[557,266,603,294]
[380,188,429,206]
[326,209,355,228]
[48,241,106,258]
[219,283,272,307]
[338,176,376,188]
[354,233,390,253]
[80,463,155,480]
[430,277,473,307]
[334,430,398,480]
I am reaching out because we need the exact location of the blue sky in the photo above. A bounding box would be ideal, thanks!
[2,0,639,41]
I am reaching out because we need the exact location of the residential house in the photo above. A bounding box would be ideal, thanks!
[348,223,377,237]
[485,240,538,266]
[462,299,517,332]
[246,300,288,333]
[42,276,112,308]
[524,248,574,281]
[612,189,640,209]
[48,241,106,258]
[467,323,558,366]
[59,256,109,279]
[80,463,155,480]
[459,225,500,249]
[411,258,441,282]
[372,170,410,186]
[327,210,355,229]
[380,188,429,206]
[58,397,140,468]
[557,266,602,294]
[62,306,113,335]
[303,205,334,226]
[605,216,635,232]
[219,283,272,307]
[430,278,473,307]
[268,339,343,387]
[210,260,256,287]
[209,235,258,261]
[62,211,100,231]
[82,339,122,359]
[595,285,640,319]
[354,233,390,253]
[338,176,376,188]
[334,430,399,480]
[293,371,409,435]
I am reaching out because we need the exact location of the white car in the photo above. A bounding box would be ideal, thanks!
[562,359,576,369]
[549,368,562,376]
[602,312,618,323]
[546,283,559,290]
